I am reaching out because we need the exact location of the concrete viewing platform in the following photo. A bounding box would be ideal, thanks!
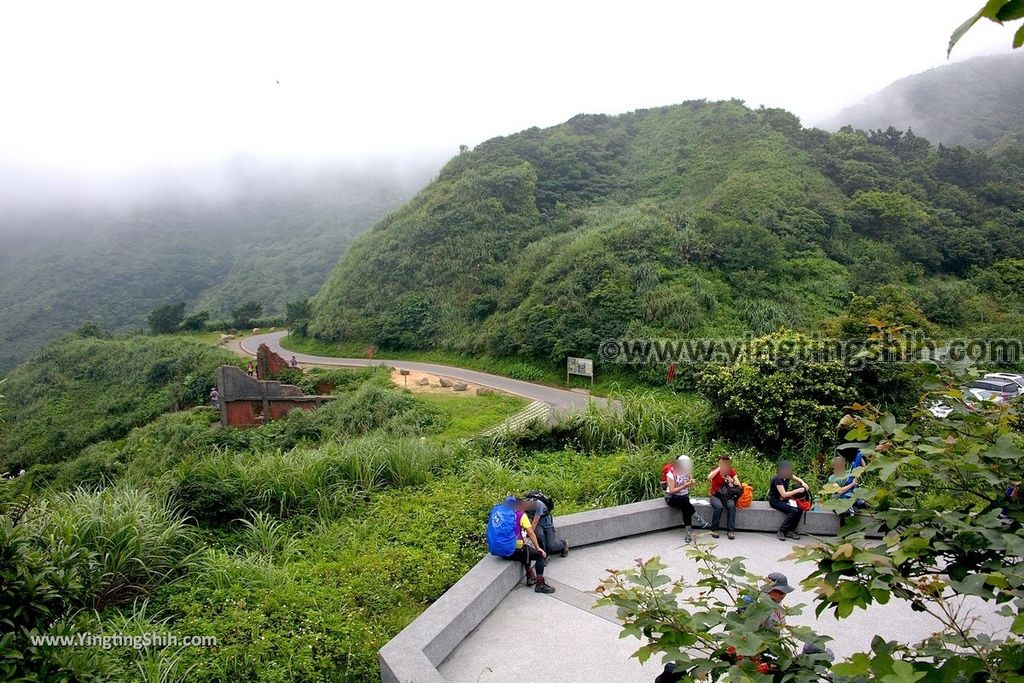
[380,498,1009,683]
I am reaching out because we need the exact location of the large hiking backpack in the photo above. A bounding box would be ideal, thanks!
[525,490,555,513]
[660,462,674,491]
[486,503,521,557]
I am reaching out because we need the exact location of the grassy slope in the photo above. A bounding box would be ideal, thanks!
[412,392,527,439]
[0,332,242,471]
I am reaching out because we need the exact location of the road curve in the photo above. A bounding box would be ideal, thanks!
[240,331,605,413]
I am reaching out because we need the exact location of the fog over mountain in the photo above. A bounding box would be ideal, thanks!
[0,154,444,372]
[819,51,1024,150]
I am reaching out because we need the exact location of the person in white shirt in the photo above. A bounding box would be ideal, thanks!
[665,456,697,543]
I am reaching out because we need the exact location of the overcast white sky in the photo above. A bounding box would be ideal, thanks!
[0,1,1014,177]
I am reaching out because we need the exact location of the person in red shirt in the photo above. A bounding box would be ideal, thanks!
[708,455,742,539]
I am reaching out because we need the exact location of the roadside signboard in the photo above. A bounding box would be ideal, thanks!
[567,356,594,387]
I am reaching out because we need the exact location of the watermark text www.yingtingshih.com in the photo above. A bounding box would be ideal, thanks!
[596,333,1023,371]
[29,631,218,650]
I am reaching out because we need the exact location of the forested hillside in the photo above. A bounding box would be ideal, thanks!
[0,329,241,474]
[311,99,1024,360]
[821,52,1024,150]
[0,162,438,373]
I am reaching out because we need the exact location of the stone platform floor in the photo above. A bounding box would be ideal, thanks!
[439,528,1008,683]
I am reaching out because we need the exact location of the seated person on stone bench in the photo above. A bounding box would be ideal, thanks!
[664,456,698,544]
[769,460,809,541]
[486,496,555,594]
[827,455,868,519]
[523,491,568,558]
[708,455,743,540]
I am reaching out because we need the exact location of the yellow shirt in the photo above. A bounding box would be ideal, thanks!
[515,513,532,548]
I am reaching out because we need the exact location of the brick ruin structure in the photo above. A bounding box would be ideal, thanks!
[216,365,333,427]
[256,343,290,380]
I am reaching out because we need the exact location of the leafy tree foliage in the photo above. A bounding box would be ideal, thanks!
[146,302,185,334]
[696,331,856,449]
[284,299,313,336]
[230,300,263,329]
[178,310,211,331]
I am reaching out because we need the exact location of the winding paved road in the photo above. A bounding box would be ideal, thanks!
[240,331,604,413]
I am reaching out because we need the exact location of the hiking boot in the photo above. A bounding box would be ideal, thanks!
[727,530,736,540]
[777,530,786,541]
[683,530,693,544]
[710,529,720,539]
[694,514,710,529]
[534,580,555,594]
[560,541,569,558]
[785,531,802,540]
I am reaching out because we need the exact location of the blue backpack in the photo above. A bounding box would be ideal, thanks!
[486,502,520,557]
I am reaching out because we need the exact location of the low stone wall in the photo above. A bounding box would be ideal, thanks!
[379,497,845,683]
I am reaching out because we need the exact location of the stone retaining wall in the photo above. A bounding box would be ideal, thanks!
[379,497,847,682]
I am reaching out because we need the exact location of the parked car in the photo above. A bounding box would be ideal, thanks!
[928,375,1023,418]
[964,379,1022,403]
[983,372,1024,390]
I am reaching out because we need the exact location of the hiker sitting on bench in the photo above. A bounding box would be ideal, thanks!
[769,460,808,541]
[523,491,568,557]
[486,496,555,594]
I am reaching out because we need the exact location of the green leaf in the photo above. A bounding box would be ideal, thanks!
[996,0,1024,19]
[1015,22,1024,47]
[981,0,1014,18]
[881,660,926,683]
[832,652,871,676]
[949,10,985,55]
[1012,611,1024,635]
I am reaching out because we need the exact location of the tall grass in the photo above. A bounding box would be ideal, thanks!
[193,548,288,591]
[574,390,686,451]
[238,511,298,559]
[173,436,457,520]
[41,486,196,608]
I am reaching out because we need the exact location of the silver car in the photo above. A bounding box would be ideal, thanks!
[964,379,1022,403]
[983,372,1024,390]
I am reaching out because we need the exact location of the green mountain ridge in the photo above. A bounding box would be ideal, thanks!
[0,162,438,374]
[310,99,1024,362]
[820,52,1024,150]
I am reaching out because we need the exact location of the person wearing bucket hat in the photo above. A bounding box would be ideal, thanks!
[761,573,795,630]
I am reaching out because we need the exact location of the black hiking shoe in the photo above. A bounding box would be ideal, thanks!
[710,529,720,539]
[785,531,802,540]
[777,530,786,541]
[560,541,569,558]
[535,581,555,594]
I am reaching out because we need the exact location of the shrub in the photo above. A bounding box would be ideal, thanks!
[40,487,196,608]
[169,464,248,525]
[696,330,855,449]
[0,514,116,681]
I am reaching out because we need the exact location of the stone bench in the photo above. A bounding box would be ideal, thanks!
[379,498,845,682]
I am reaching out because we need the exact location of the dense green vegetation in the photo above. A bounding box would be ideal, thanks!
[0,162,437,373]
[0,330,241,475]
[823,52,1024,150]
[0,332,740,682]
[311,99,1024,374]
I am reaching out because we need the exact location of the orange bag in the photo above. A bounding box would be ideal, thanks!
[737,483,754,509]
